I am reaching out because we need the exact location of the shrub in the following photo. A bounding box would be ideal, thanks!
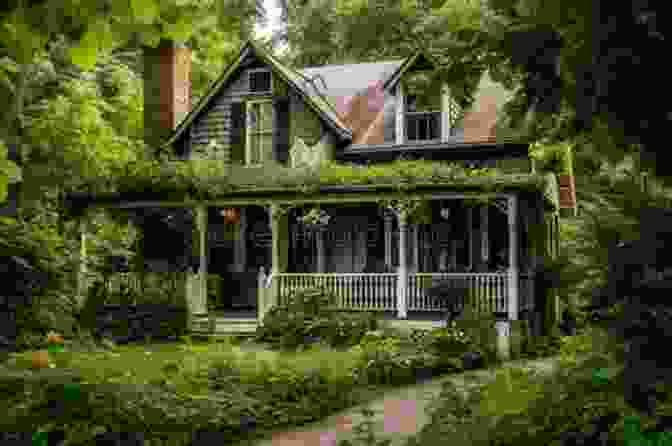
[428,324,472,357]
[255,288,375,350]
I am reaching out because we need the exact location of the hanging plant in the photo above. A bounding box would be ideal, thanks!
[220,208,240,225]
[297,207,331,229]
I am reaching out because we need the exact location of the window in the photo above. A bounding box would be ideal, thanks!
[246,100,274,165]
[249,69,272,93]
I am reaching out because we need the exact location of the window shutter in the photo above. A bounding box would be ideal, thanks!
[273,97,290,164]
[230,102,245,164]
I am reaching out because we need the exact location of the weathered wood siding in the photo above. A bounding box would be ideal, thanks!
[289,89,323,147]
[185,52,338,166]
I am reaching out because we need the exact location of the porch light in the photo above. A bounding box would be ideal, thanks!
[220,208,240,224]
[440,207,451,220]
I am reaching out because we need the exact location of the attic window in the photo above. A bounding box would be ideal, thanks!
[249,69,272,93]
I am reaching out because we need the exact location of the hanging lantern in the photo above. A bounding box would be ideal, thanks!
[220,208,240,225]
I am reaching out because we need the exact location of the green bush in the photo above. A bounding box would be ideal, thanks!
[407,342,643,446]
[255,288,375,350]
[428,324,472,357]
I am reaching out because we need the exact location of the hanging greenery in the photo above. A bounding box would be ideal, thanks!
[530,141,574,176]
[297,207,331,228]
[72,158,553,207]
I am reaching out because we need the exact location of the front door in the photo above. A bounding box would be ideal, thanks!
[239,206,271,308]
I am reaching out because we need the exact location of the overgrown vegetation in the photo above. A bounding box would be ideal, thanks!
[69,158,556,205]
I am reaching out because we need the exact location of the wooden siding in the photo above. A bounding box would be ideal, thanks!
[186,52,338,166]
[188,52,276,162]
[289,89,324,147]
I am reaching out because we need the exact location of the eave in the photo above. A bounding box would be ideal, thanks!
[338,138,531,163]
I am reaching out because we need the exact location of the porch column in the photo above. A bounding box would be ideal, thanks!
[316,226,326,273]
[494,195,520,361]
[196,205,208,315]
[507,195,519,321]
[410,224,419,273]
[268,204,288,318]
[384,211,393,270]
[481,205,489,266]
[396,210,409,319]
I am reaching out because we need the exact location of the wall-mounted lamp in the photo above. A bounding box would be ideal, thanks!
[440,207,451,220]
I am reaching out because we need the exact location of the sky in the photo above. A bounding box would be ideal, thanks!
[253,0,290,54]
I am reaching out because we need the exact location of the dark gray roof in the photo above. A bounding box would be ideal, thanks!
[298,60,404,98]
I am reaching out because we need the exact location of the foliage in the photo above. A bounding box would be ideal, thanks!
[255,287,375,350]
[0,138,21,202]
[530,140,573,175]
[71,157,552,207]
[348,326,474,386]
[428,323,472,357]
[338,406,392,446]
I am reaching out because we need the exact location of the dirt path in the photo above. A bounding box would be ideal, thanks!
[234,355,569,446]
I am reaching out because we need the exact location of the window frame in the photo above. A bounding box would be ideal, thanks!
[248,68,273,94]
[245,99,275,166]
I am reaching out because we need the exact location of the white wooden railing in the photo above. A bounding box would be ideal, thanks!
[408,273,509,313]
[275,273,398,311]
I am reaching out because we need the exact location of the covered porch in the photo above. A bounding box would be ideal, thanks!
[71,176,560,359]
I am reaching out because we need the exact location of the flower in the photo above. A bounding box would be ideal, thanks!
[46,331,64,345]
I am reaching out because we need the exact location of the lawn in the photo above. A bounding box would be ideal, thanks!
[4,337,363,398]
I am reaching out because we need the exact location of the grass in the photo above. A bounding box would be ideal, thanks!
[4,336,364,398]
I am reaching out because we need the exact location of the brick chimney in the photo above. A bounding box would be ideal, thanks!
[143,39,191,150]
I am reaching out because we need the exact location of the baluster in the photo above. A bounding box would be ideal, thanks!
[347,275,353,309]
[365,275,371,309]
[371,275,376,310]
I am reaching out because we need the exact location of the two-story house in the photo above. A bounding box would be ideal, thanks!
[70,39,573,358]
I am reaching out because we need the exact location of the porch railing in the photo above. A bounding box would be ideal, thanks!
[276,273,397,311]
[409,273,509,314]
[102,272,188,306]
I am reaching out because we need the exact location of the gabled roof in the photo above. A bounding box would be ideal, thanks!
[383,49,439,90]
[163,40,354,149]
[299,60,404,101]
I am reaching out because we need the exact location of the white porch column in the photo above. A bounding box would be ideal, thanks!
[196,205,208,315]
[411,224,419,273]
[507,195,519,321]
[316,226,326,273]
[396,210,409,319]
[384,211,393,270]
[268,204,288,314]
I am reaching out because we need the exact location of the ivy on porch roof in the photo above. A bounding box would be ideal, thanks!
[65,159,559,211]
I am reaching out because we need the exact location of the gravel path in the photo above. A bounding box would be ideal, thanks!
[234,355,570,446]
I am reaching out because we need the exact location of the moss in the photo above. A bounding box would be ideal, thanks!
[77,158,556,209]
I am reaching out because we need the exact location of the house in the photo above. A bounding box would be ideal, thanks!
[68,39,574,359]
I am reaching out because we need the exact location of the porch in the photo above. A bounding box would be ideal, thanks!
[82,184,559,359]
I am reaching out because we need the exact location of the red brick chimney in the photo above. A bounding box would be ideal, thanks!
[143,39,191,150]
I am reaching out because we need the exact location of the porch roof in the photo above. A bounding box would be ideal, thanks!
[64,161,559,213]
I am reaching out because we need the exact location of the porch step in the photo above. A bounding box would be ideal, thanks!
[190,317,259,336]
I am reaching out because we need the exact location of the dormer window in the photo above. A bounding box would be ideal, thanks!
[249,69,272,93]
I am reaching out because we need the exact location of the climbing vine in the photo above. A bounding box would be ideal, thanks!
[74,158,552,207]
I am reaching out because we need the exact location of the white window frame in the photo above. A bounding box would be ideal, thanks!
[245,99,274,166]
[248,68,273,94]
